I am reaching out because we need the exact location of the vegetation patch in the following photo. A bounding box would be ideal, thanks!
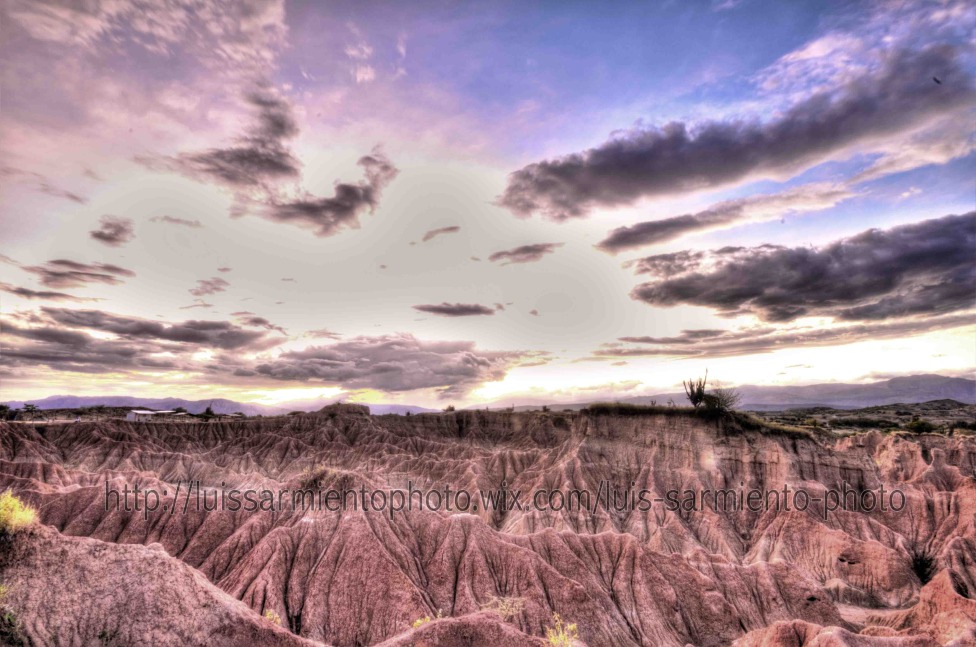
[586,402,684,416]
[411,609,442,629]
[0,491,36,536]
[480,595,525,620]
[0,584,25,647]
[905,419,937,434]
[545,613,579,646]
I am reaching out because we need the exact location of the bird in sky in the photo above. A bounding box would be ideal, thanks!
[933,76,942,84]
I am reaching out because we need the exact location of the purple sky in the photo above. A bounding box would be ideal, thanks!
[1,0,974,407]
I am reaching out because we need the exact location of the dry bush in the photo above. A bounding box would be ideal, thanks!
[411,609,442,629]
[298,464,332,489]
[480,595,525,619]
[545,613,578,646]
[263,609,281,625]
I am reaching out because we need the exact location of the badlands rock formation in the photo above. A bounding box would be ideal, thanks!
[0,408,973,646]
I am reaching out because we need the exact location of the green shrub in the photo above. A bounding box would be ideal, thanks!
[906,419,936,434]
[832,417,898,429]
[263,609,281,625]
[586,402,677,416]
[0,491,35,535]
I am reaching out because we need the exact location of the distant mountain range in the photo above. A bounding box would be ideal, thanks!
[496,374,976,412]
[0,395,438,417]
[1,396,280,416]
[5,375,973,415]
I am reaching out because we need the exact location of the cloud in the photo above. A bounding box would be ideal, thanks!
[499,45,974,220]
[151,215,203,228]
[89,216,135,247]
[253,333,529,397]
[148,82,400,238]
[233,313,286,334]
[38,182,85,203]
[0,283,98,302]
[413,302,496,317]
[5,0,287,73]
[23,259,135,288]
[488,243,563,265]
[630,213,976,322]
[189,277,230,296]
[852,113,976,183]
[597,313,975,360]
[41,308,277,350]
[170,90,301,188]
[353,64,376,84]
[421,225,461,242]
[597,183,853,253]
[304,328,342,340]
[1,307,284,376]
[1,166,86,204]
[345,22,376,84]
[179,299,213,310]
[259,150,399,236]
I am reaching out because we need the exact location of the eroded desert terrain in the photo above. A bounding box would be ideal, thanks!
[1,405,974,646]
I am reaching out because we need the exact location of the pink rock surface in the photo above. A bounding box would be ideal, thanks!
[1,410,974,645]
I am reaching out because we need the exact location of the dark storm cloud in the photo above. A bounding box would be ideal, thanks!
[413,302,496,317]
[189,277,230,296]
[253,333,529,397]
[40,308,277,350]
[151,215,203,228]
[260,150,399,236]
[499,45,974,220]
[630,213,976,322]
[421,226,461,242]
[488,243,563,265]
[597,184,853,253]
[23,259,135,288]
[596,313,974,360]
[0,283,97,302]
[170,91,301,187]
[89,215,135,246]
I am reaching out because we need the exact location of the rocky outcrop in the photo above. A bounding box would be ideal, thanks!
[0,525,321,647]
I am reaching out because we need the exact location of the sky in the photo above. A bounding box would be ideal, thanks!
[1,0,974,408]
